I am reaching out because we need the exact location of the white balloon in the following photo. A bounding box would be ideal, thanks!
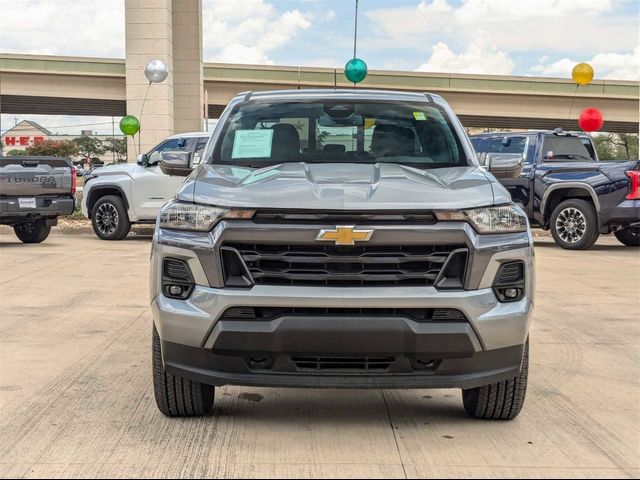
[144,59,169,83]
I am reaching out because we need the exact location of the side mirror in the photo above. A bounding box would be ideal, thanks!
[137,153,148,165]
[160,150,193,176]
[487,153,524,179]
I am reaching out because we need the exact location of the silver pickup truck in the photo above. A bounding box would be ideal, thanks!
[150,89,534,421]
[0,156,76,243]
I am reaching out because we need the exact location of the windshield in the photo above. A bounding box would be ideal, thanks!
[210,100,467,169]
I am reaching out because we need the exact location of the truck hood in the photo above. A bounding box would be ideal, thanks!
[188,163,505,210]
[90,162,143,178]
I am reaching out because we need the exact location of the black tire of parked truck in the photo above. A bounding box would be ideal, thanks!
[462,339,528,420]
[549,199,599,250]
[13,219,51,243]
[91,195,131,240]
[614,226,640,247]
[152,325,215,417]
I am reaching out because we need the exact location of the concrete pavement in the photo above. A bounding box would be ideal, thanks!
[0,232,638,479]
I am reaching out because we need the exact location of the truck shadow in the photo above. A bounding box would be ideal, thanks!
[208,388,469,426]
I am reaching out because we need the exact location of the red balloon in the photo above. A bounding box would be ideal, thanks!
[578,108,604,132]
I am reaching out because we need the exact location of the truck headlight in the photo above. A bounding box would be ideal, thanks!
[435,204,528,234]
[159,201,254,231]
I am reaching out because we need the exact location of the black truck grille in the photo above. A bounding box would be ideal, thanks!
[223,243,467,287]
[220,307,468,322]
[291,356,395,372]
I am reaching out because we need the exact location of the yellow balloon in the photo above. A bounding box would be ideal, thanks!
[572,63,594,86]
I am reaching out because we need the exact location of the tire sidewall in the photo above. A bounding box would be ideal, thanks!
[13,219,51,243]
[550,199,599,250]
[91,195,131,240]
[614,227,640,247]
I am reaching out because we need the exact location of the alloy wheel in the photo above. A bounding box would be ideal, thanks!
[555,207,587,243]
[95,203,119,236]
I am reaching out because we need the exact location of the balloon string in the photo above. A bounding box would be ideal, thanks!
[568,84,579,126]
[139,81,152,154]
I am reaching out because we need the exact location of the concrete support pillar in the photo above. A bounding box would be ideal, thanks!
[172,0,203,133]
[124,0,202,160]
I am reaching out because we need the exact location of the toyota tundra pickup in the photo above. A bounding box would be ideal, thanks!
[470,131,640,249]
[0,156,76,243]
[150,89,534,420]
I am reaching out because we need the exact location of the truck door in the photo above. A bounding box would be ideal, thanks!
[131,137,193,220]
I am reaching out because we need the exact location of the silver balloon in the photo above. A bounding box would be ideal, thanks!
[144,59,169,83]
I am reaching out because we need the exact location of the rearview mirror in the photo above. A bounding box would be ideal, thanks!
[487,153,523,179]
[160,150,193,176]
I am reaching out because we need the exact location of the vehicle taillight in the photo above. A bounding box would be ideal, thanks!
[71,166,77,195]
[627,171,640,200]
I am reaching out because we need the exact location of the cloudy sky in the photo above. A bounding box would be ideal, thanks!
[1,0,638,134]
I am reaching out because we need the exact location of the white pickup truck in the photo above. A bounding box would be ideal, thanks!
[81,131,210,240]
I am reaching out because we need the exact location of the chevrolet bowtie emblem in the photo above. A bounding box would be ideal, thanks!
[316,226,374,246]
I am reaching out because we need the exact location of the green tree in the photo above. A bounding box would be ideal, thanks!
[594,133,639,161]
[6,149,27,156]
[25,140,79,157]
[103,137,127,162]
[73,135,105,160]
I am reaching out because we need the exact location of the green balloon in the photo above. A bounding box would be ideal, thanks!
[344,58,368,84]
[119,115,140,136]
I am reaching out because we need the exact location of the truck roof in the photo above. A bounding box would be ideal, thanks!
[236,88,441,103]
[166,131,209,140]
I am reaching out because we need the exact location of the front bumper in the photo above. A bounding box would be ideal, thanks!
[151,220,534,389]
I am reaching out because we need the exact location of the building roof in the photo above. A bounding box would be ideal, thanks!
[2,120,52,136]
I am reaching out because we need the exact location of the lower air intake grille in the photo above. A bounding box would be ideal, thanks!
[163,258,193,283]
[220,307,467,322]
[291,356,395,372]
[224,243,467,287]
[494,261,525,286]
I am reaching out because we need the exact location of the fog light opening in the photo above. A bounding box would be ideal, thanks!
[168,285,184,296]
[504,288,519,299]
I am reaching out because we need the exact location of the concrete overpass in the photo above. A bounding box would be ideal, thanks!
[1,52,638,135]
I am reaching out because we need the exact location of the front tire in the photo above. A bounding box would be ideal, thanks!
[550,199,599,250]
[462,339,528,420]
[614,227,640,247]
[91,195,131,240]
[13,219,51,243]
[152,325,215,417]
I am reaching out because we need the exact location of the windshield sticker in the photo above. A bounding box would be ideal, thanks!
[413,112,427,121]
[232,129,274,158]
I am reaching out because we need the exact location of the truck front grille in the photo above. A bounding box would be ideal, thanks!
[223,243,467,287]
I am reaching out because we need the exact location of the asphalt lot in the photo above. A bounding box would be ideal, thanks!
[0,232,638,479]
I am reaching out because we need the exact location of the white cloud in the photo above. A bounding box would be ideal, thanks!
[203,0,311,64]
[367,0,638,55]
[321,9,336,22]
[0,0,311,65]
[531,45,640,80]
[0,0,124,57]
[416,40,515,75]
[210,44,274,65]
